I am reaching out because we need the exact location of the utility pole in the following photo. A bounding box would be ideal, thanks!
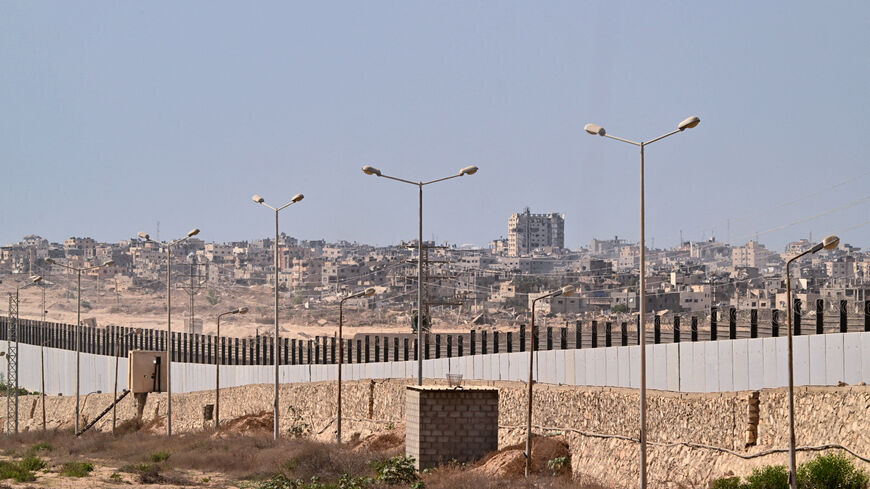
[176,257,206,333]
[404,243,465,331]
[6,291,19,434]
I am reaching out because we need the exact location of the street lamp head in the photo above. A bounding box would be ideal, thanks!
[822,235,840,250]
[459,165,479,176]
[236,307,249,314]
[187,228,200,238]
[362,165,382,176]
[561,285,576,297]
[30,275,43,283]
[45,258,55,264]
[678,116,701,131]
[364,287,376,297]
[138,232,150,241]
[102,260,115,267]
[252,194,265,204]
[291,193,304,203]
[584,123,606,136]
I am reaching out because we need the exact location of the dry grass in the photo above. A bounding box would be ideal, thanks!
[0,428,383,484]
[0,428,613,488]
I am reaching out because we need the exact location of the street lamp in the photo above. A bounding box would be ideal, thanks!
[252,192,304,440]
[28,275,47,431]
[361,164,478,385]
[585,115,699,488]
[138,227,200,437]
[215,306,248,428]
[785,235,839,489]
[337,287,375,444]
[525,285,574,477]
[45,258,115,435]
[113,328,142,435]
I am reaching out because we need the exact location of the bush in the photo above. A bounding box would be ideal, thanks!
[372,456,418,485]
[60,461,95,477]
[19,455,46,472]
[150,450,171,462]
[29,442,53,453]
[798,452,869,489]
[744,465,788,489]
[711,477,744,489]
[0,460,36,482]
[712,453,869,489]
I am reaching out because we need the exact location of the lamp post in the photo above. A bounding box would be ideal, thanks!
[215,306,248,428]
[785,235,839,489]
[29,275,47,432]
[138,228,200,437]
[362,165,478,385]
[45,258,115,435]
[253,193,304,440]
[525,285,574,477]
[585,116,699,488]
[113,328,142,435]
[337,287,375,444]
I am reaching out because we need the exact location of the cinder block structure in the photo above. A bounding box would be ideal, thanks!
[405,386,499,469]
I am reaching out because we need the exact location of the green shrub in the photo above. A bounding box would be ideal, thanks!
[29,442,53,453]
[546,456,570,475]
[372,456,418,485]
[150,450,171,462]
[711,477,744,489]
[60,461,95,477]
[744,465,788,489]
[0,460,37,482]
[19,455,46,472]
[337,473,373,489]
[798,452,869,489]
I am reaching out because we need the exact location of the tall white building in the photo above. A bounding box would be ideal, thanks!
[508,208,564,256]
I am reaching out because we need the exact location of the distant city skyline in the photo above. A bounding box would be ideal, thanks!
[2,2,869,251]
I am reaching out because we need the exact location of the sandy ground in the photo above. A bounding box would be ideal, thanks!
[5,275,480,341]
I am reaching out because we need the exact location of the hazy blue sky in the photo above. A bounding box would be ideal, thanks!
[2,2,869,251]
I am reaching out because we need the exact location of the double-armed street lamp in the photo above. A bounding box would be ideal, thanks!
[45,258,115,435]
[215,306,248,428]
[584,115,700,488]
[138,228,200,437]
[337,287,375,444]
[785,235,839,489]
[361,165,478,385]
[252,192,304,440]
[525,285,575,477]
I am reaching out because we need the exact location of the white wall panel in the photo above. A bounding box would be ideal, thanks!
[617,347,630,388]
[629,346,640,389]
[747,339,764,391]
[704,341,719,393]
[605,348,619,387]
[717,341,733,392]
[825,333,845,386]
[762,338,777,389]
[666,344,680,392]
[809,335,826,385]
[844,334,862,385]
[652,345,667,391]
[573,350,586,386]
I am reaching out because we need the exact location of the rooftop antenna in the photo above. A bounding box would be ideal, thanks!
[156,221,160,242]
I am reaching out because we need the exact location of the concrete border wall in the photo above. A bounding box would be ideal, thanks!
[4,331,870,395]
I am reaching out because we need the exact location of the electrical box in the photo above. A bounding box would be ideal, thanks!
[128,350,168,394]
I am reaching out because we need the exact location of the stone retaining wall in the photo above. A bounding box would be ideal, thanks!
[3,380,869,488]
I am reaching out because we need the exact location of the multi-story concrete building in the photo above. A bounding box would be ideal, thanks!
[732,241,774,269]
[507,208,564,256]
